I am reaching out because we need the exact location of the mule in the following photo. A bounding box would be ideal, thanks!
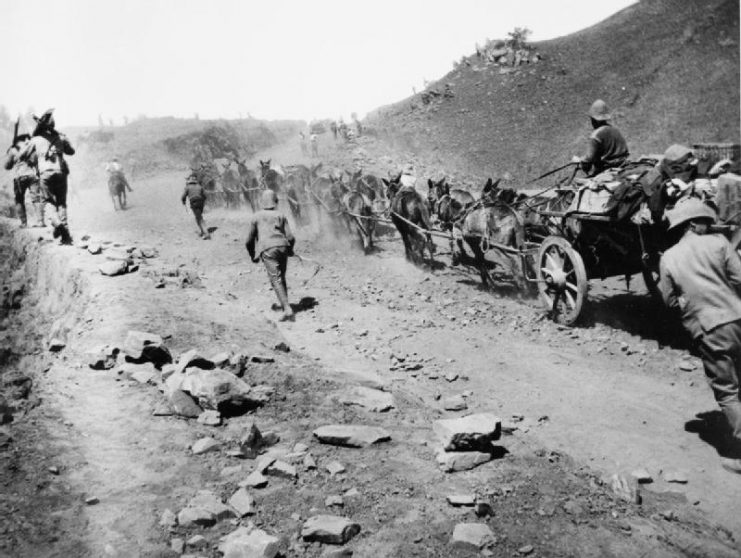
[427,177,476,263]
[233,157,260,211]
[221,162,241,209]
[383,176,435,266]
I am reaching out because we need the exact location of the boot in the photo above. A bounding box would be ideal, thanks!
[59,225,73,245]
[15,204,27,228]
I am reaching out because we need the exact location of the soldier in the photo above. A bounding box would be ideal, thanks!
[245,190,296,322]
[659,198,741,473]
[572,99,629,176]
[310,133,319,158]
[181,173,210,239]
[4,133,43,227]
[20,109,75,243]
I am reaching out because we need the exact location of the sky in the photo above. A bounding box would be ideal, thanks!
[0,0,636,127]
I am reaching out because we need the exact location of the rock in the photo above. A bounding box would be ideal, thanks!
[105,248,132,262]
[436,450,492,472]
[87,344,119,370]
[451,523,495,550]
[130,365,157,385]
[139,246,158,259]
[218,526,280,558]
[228,488,256,517]
[240,471,268,489]
[442,395,468,411]
[303,453,317,469]
[321,549,353,558]
[301,515,361,545]
[48,338,66,352]
[221,465,243,477]
[313,425,391,448]
[160,363,177,380]
[178,506,216,528]
[446,494,476,506]
[518,544,534,555]
[180,368,261,413]
[181,490,237,525]
[663,470,689,484]
[192,437,220,455]
[187,534,207,548]
[48,465,60,475]
[474,501,494,517]
[170,538,184,554]
[251,355,275,363]
[98,260,129,277]
[262,431,280,447]
[631,468,653,484]
[211,351,231,367]
[325,461,346,476]
[325,495,344,507]
[87,242,102,255]
[273,342,290,352]
[168,389,202,418]
[294,442,309,453]
[336,386,394,412]
[175,349,215,375]
[123,330,172,368]
[445,372,459,382]
[197,409,222,426]
[240,423,264,458]
[255,455,276,473]
[433,413,501,452]
[85,496,99,505]
[609,473,641,504]
[266,460,297,479]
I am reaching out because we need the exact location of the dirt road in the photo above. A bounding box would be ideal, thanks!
[0,163,739,557]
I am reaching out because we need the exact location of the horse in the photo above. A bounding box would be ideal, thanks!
[220,161,241,209]
[108,172,130,210]
[459,178,531,291]
[383,175,435,266]
[427,177,476,264]
[259,159,300,221]
[232,158,260,211]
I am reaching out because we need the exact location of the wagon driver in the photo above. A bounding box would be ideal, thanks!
[571,99,629,176]
[659,198,741,474]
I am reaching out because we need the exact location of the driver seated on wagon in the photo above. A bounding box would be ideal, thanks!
[571,99,630,177]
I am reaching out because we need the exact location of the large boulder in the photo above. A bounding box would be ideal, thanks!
[451,523,495,550]
[180,368,264,414]
[98,260,128,277]
[433,413,501,452]
[313,425,391,448]
[301,515,360,545]
[219,526,280,558]
[178,490,236,527]
[123,330,172,368]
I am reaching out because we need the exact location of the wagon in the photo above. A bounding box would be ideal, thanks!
[529,164,741,325]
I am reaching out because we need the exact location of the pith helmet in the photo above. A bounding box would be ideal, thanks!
[662,144,695,165]
[588,99,611,121]
[260,189,278,210]
[33,108,55,129]
[186,174,199,184]
[666,197,717,230]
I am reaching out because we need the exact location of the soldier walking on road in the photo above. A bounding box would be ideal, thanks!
[20,109,75,243]
[181,173,210,239]
[5,133,43,228]
[245,190,296,322]
[659,198,741,473]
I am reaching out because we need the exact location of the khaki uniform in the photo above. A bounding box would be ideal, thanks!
[659,232,741,441]
[4,144,41,226]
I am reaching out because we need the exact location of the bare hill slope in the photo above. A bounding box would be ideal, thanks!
[366,0,740,182]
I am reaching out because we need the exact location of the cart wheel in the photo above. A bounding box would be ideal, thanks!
[537,236,588,325]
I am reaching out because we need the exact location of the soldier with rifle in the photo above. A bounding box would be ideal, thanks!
[19,109,75,244]
[4,119,43,227]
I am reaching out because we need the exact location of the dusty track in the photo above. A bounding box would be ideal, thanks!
[0,167,740,557]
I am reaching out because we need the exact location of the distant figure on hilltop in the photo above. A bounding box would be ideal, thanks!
[572,99,629,176]
[310,133,319,158]
[20,109,75,244]
[299,131,308,156]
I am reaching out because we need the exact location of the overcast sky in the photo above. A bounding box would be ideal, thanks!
[1,0,635,126]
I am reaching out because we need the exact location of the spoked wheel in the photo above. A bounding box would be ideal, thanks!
[537,236,588,325]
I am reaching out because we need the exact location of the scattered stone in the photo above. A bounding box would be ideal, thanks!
[197,409,222,426]
[255,455,276,473]
[609,473,642,504]
[273,342,290,352]
[168,389,202,418]
[175,350,215,375]
[437,450,492,472]
[251,355,275,363]
[679,361,696,372]
[192,437,220,455]
[266,460,298,479]
[48,338,66,352]
[221,465,242,477]
[447,494,476,507]
[335,386,394,412]
[518,544,534,555]
[631,468,653,484]
[442,395,468,411]
[321,549,353,558]
[105,248,132,262]
[325,495,344,507]
[433,413,501,452]
[325,461,346,476]
[229,487,256,517]
[218,526,280,558]
[87,242,102,255]
[179,490,236,527]
[123,330,172,368]
[130,366,157,385]
[313,425,391,448]
[344,487,360,498]
[475,501,494,517]
[160,509,177,528]
[210,351,231,367]
[170,538,185,554]
[240,423,264,458]
[302,515,361,545]
[262,431,280,447]
[451,523,495,550]
[180,368,260,412]
[85,496,99,505]
[48,465,60,475]
[241,471,268,489]
[98,260,128,277]
[303,453,317,469]
[445,372,459,382]
[663,470,689,484]
[186,534,207,548]
[294,442,309,453]
[87,345,119,370]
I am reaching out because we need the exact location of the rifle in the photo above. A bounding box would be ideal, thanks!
[6,118,19,154]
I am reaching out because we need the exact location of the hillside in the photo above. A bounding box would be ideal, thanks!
[364,0,740,185]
